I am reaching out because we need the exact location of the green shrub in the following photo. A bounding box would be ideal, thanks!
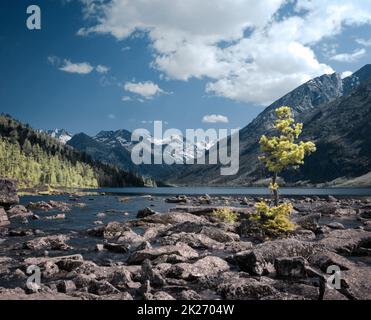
[212,208,238,223]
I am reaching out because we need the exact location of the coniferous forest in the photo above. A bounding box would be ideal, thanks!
[0,114,145,189]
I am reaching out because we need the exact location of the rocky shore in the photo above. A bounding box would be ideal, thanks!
[0,180,370,300]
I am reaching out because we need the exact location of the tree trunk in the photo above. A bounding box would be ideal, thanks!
[272,173,279,206]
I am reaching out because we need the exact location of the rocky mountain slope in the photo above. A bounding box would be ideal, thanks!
[68,129,214,181]
[173,64,371,186]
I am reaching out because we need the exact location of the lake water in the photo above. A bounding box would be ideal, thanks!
[88,187,371,197]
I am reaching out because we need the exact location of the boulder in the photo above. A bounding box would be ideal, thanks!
[327,222,345,230]
[137,207,157,219]
[24,235,71,251]
[141,259,166,287]
[0,179,19,208]
[57,280,76,294]
[166,256,230,280]
[294,213,321,230]
[217,276,277,300]
[103,243,130,254]
[233,239,319,275]
[319,229,371,255]
[308,251,356,272]
[127,243,198,265]
[274,257,307,279]
[0,207,10,227]
[7,205,33,218]
[160,232,224,250]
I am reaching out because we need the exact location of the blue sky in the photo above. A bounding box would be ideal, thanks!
[1,0,371,136]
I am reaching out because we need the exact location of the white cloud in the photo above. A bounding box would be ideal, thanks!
[356,38,371,47]
[341,71,353,79]
[330,48,366,63]
[202,114,229,124]
[48,56,110,75]
[124,81,166,99]
[59,59,95,74]
[107,114,116,119]
[79,0,371,104]
[96,64,110,73]
[122,96,133,102]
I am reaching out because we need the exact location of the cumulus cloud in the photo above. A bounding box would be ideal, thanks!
[124,81,167,100]
[59,59,95,74]
[48,56,110,75]
[78,0,371,104]
[202,114,229,124]
[356,38,371,47]
[330,48,366,63]
[96,64,110,73]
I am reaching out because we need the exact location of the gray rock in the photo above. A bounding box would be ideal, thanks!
[137,207,156,218]
[294,213,321,230]
[104,243,130,254]
[24,235,71,251]
[274,257,307,279]
[179,290,201,300]
[127,243,198,265]
[161,232,224,250]
[327,222,345,230]
[7,205,33,218]
[0,207,10,227]
[141,259,166,287]
[57,280,76,294]
[166,256,230,280]
[0,179,19,208]
[217,276,277,300]
[234,239,319,275]
[319,229,371,255]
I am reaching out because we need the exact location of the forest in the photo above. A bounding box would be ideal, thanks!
[0,114,145,189]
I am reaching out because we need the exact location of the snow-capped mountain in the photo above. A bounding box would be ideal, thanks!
[68,128,217,180]
[47,129,73,144]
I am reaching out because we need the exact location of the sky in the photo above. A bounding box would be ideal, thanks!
[1,0,371,136]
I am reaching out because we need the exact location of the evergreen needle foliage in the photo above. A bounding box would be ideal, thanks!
[253,106,316,237]
[0,114,144,188]
[212,207,238,224]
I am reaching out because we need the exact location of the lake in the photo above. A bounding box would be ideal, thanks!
[88,187,371,197]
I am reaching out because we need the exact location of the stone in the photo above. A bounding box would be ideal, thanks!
[161,232,224,250]
[103,243,130,254]
[127,243,198,265]
[0,207,10,227]
[233,239,319,276]
[95,244,104,252]
[217,276,277,300]
[45,213,66,220]
[24,235,71,251]
[57,280,76,294]
[308,251,356,272]
[141,259,166,287]
[327,222,345,230]
[88,280,120,296]
[7,205,33,218]
[0,179,19,208]
[294,213,321,230]
[179,290,201,300]
[166,256,230,280]
[274,257,307,279]
[319,229,371,255]
[137,207,156,219]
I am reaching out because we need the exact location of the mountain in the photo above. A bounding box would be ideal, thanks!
[0,114,145,188]
[46,129,73,144]
[173,64,371,186]
[68,128,215,180]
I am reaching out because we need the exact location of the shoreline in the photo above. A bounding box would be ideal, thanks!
[0,193,370,300]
